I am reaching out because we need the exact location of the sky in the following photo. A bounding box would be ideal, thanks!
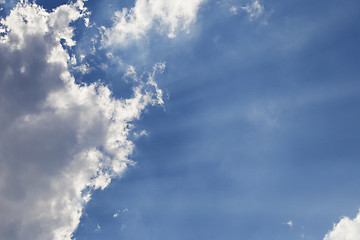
[0,0,360,239]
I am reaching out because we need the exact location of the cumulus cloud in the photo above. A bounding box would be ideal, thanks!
[0,1,163,240]
[324,212,360,240]
[103,0,205,46]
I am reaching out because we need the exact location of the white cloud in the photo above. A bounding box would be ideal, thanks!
[241,0,264,20]
[0,1,163,240]
[230,0,264,20]
[113,208,129,218]
[134,129,148,138]
[103,0,205,46]
[324,212,360,240]
[229,6,238,15]
[285,220,293,227]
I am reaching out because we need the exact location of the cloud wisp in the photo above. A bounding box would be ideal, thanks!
[229,0,264,21]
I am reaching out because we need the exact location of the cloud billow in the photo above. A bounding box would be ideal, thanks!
[324,212,360,240]
[103,0,205,46]
[0,1,163,239]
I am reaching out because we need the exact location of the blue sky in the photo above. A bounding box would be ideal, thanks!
[1,0,360,240]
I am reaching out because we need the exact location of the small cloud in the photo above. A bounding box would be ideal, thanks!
[134,130,148,138]
[229,6,238,14]
[283,220,293,227]
[73,63,91,74]
[241,0,264,20]
[113,208,129,218]
[95,224,101,232]
[229,1,265,21]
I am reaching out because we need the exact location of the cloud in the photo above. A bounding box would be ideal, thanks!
[230,0,264,20]
[95,224,101,232]
[103,0,205,46]
[229,6,238,15]
[113,208,129,218]
[324,211,360,240]
[0,1,163,240]
[284,220,293,227]
[242,0,264,20]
